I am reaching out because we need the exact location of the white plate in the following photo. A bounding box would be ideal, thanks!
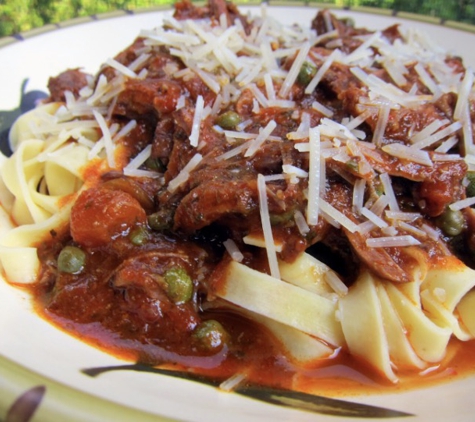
[0,4,475,421]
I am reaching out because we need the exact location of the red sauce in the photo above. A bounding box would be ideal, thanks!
[23,155,475,399]
[28,277,475,398]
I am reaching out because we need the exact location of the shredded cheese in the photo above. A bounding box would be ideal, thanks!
[410,119,445,143]
[352,178,366,212]
[167,153,203,192]
[449,197,475,211]
[360,206,388,229]
[279,41,311,98]
[383,143,433,166]
[294,210,310,236]
[92,110,115,168]
[306,127,321,226]
[223,239,244,262]
[454,68,474,121]
[372,103,391,146]
[305,50,339,94]
[366,235,421,248]
[189,95,205,147]
[245,120,277,157]
[124,144,152,171]
[412,121,462,150]
[320,199,360,233]
[380,173,400,212]
[257,174,280,279]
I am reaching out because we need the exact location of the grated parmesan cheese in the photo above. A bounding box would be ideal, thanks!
[360,206,388,229]
[397,221,427,238]
[257,174,280,279]
[449,197,475,211]
[282,164,308,179]
[344,31,382,65]
[294,210,310,236]
[383,143,433,166]
[306,127,321,226]
[366,235,421,248]
[454,68,474,121]
[372,103,391,146]
[124,144,152,172]
[461,100,474,155]
[279,41,311,98]
[312,100,334,118]
[414,63,441,97]
[189,95,204,147]
[410,119,446,143]
[105,58,138,78]
[352,179,366,212]
[223,239,244,262]
[380,173,400,212]
[421,223,440,241]
[412,121,462,150]
[245,120,277,157]
[167,153,203,192]
[305,49,339,94]
[219,373,247,392]
[92,110,115,168]
[320,199,360,233]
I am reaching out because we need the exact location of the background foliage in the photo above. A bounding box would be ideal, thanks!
[1,0,475,38]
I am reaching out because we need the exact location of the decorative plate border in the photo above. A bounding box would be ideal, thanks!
[0,354,170,422]
[1,0,475,50]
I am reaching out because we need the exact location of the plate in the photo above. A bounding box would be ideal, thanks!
[0,3,475,421]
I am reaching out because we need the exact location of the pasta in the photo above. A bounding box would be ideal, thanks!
[1,0,475,394]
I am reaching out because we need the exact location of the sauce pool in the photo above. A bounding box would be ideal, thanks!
[27,284,475,398]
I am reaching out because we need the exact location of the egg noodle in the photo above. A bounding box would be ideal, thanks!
[1,0,475,387]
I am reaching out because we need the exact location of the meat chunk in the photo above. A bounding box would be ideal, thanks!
[70,187,147,248]
[174,0,251,33]
[414,160,467,217]
[114,78,182,120]
[47,69,90,102]
[174,174,259,232]
[311,10,371,54]
[344,229,411,283]
[109,251,200,327]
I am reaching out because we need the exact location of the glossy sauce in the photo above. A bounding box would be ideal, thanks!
[28,281,475,398]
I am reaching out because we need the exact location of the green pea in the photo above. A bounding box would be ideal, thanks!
[297,61,316,86]
[374,181,385,197]
[437,208,465,237]
[57,246,86,274]
[144,157,166,172]
[164,267,193,304]
[216,111,241,130]
[193,320,228,351]
[148,209,173,231]
[269,210,295,225]
[346,158,359,172]
[466,172,475,197]
[129,226,149,246]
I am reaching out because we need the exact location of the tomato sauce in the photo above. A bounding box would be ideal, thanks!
[28,283,475,398]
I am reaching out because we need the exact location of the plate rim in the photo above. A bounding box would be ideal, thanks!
[0,352,173,422]
[2,0,475,50]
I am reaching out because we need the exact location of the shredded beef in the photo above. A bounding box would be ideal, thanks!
[47,69,90,102]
